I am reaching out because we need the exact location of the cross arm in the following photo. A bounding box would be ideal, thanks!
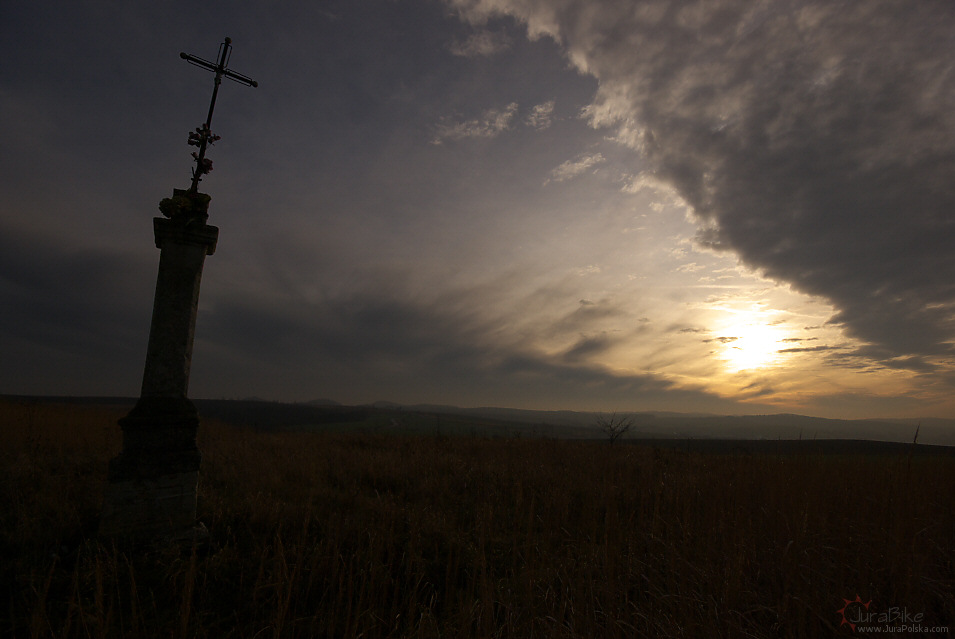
[222,68,258,88]
[179,52,258,87]
[179,52,218,72]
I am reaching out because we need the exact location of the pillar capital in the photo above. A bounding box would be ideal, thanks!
[159,188,211,218]
[156,189,218,255]
[153,217,219,255]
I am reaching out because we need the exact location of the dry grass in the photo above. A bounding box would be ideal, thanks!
[1,398,953,637]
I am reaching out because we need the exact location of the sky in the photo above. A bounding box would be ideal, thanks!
[2,0,955,419]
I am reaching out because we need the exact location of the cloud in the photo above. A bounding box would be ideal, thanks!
[446,0,955,372]
[432,102,519,143]
[195,281,744,412]
[563,333,617,362]
[550,297,625,334]
[0,224,153,394]
[525,100,555,129]
[778,345,839,354]
[432,100,556,145]
[449,29,511,57]
[619,173,689,213]
[704,336,739,344]
[546,152,605,183]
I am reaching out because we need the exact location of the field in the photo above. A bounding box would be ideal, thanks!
[2,398,953,638]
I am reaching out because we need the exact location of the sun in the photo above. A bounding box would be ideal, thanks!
[720,321,786,372]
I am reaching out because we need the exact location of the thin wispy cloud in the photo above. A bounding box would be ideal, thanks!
[431,102,519,144]
[546,152,605,184]
[448,29,511,57]
[525,100,555,130]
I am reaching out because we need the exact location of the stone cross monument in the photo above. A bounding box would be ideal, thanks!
[100,38,257,541]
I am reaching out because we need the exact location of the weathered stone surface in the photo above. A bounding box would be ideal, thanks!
[140,218,217,400]
[99,471,199,539]
[110,398,201,478]
[101,397,203,540]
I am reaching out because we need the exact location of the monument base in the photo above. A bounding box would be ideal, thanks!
[99,398,206,543]
[99,471,200,539]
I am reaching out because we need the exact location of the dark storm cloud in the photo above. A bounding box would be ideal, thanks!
[0,228,150,351]
[450,0,955,367]
[0,227,154,393]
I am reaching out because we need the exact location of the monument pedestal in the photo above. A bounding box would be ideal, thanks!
[99,398,205,540]
[100,192,217,541]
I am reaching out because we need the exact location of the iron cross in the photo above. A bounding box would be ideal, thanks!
[180,37,258,192]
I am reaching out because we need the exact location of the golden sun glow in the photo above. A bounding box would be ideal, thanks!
[720,321,787,373]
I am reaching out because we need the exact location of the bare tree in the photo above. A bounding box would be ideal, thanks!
[595,412,634,446]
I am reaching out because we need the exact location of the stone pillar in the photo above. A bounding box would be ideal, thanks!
[100,190,218,541]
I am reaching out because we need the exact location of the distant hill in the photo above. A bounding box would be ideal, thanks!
[375,403,953,446]
[0,395,365,431]
[307,398,342,407]
[3,395,953,447]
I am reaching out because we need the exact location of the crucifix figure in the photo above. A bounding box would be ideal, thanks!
[101,38,256,542]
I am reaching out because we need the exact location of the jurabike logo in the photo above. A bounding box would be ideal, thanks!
[836,595,944,634]
[837,595,872,632]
